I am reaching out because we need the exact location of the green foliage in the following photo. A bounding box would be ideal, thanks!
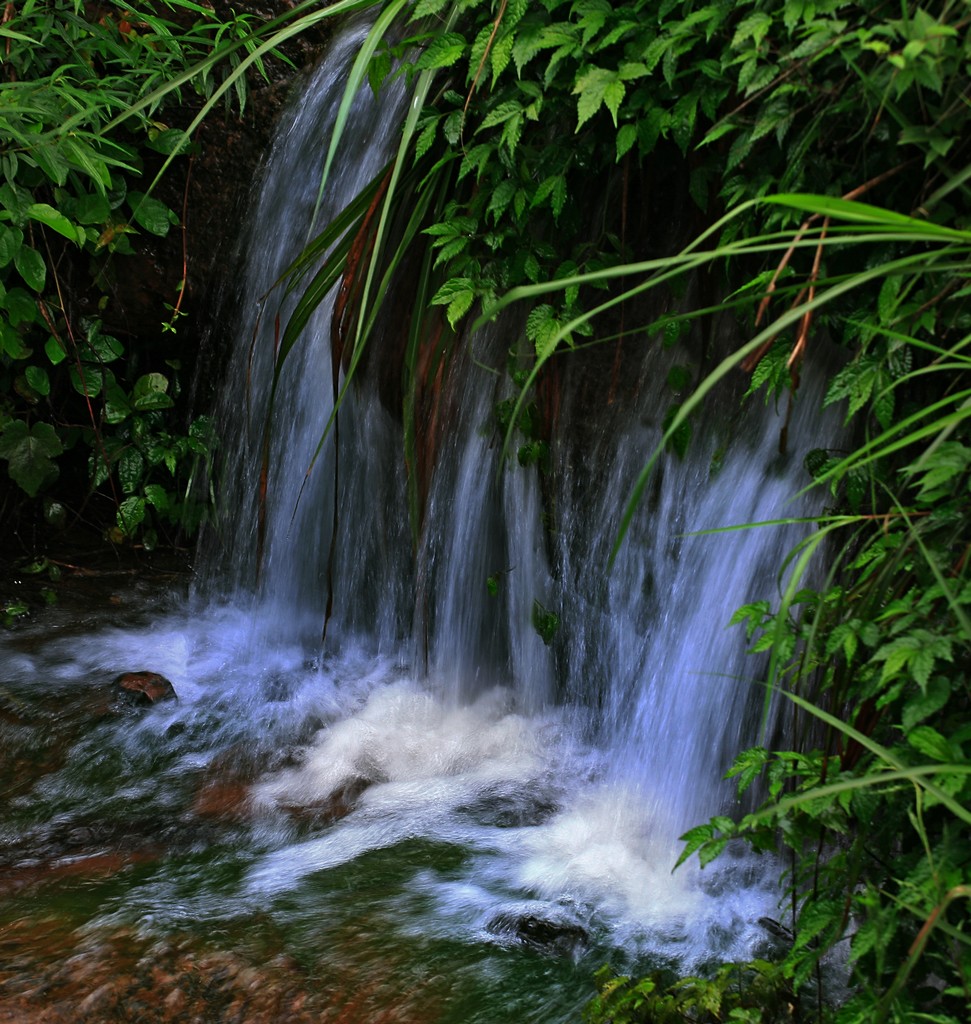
[531,598,560,645]
[584,961,797,1024]
[0,0,273,542]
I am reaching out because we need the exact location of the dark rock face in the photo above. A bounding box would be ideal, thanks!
[106,2,336,398]
[114,671,178,704]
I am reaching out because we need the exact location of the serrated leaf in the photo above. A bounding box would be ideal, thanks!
[477,100,523,132]
[430,277,474,307]
[411,0,449,16]
[491,31,515,85]
[907,725,956,763]
[415,117,438,160]
[732,12,773,48]
[793,899,843,952]
[601,79,626,126]
[446,288,475,329]
[902,677,950,732]
[616,123,637,161]
[574,66,615,129]
[415,32,467,71]
[443,109,465,145]
[487,179,516,222]
[698,837,728,866]
[526,303,555,343]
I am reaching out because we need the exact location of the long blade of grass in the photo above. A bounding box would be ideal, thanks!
[780,690,971,827]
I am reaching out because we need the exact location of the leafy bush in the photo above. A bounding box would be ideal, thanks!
[0,0,281,546]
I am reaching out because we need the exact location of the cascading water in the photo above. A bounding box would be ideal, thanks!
[0,19,836,1022]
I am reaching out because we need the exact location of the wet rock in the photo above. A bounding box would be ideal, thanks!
[114,671,177,705]
[278,777,372,828]
[486,910,588,956]
[193,779,252,820]
[459,791,558,828]
[754,916,795,959]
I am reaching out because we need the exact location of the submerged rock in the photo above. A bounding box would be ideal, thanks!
[114,671,177,705]
[486,910,588,956]
[277,776,372,828]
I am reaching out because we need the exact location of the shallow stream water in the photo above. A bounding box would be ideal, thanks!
[0,584,783,1023]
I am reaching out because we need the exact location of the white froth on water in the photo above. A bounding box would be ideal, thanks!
[252,683,553,807]
[239,663,779,967]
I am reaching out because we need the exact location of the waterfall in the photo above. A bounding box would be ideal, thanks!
[0,20,838,1014]
[200,18,829,960]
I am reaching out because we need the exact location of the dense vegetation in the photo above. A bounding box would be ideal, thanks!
[2,0,968,1021]
[0,0,333,561]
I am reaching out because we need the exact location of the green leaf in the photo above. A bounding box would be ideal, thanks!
[616,123,637,160]
[874,630,953,689]
[3,286,37,326]
[27,203,82,244]
[0,225,23,267]
[602,79,626,126]
[902,677,950,732]
[415,32,467,71]
[0,420,62,496]
[81,323,124,364]
[662,402,692,459]
[793,898,843,952]
[24,365,50,396]
[146,129,192,157]
[0,321,30,359]
[128,193,177,237]
[45,335,67,365]
[104,383,131,424]
[14,246,46,292]
[118,448,145,495]
[531,599,559,645]
[144,483,171,512]
[131,373,174,411]
[74,193,111,225]
[412,0,449,14]
[907,725,956,763]
[574,66,617,129]
[446,288,475,328]
[69,364,104,398]
[116,496,146,535]
[698,837,728,866]
[732,13,773,49]
[478,100,524,132]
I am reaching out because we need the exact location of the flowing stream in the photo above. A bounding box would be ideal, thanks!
[0,20,833,1022]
